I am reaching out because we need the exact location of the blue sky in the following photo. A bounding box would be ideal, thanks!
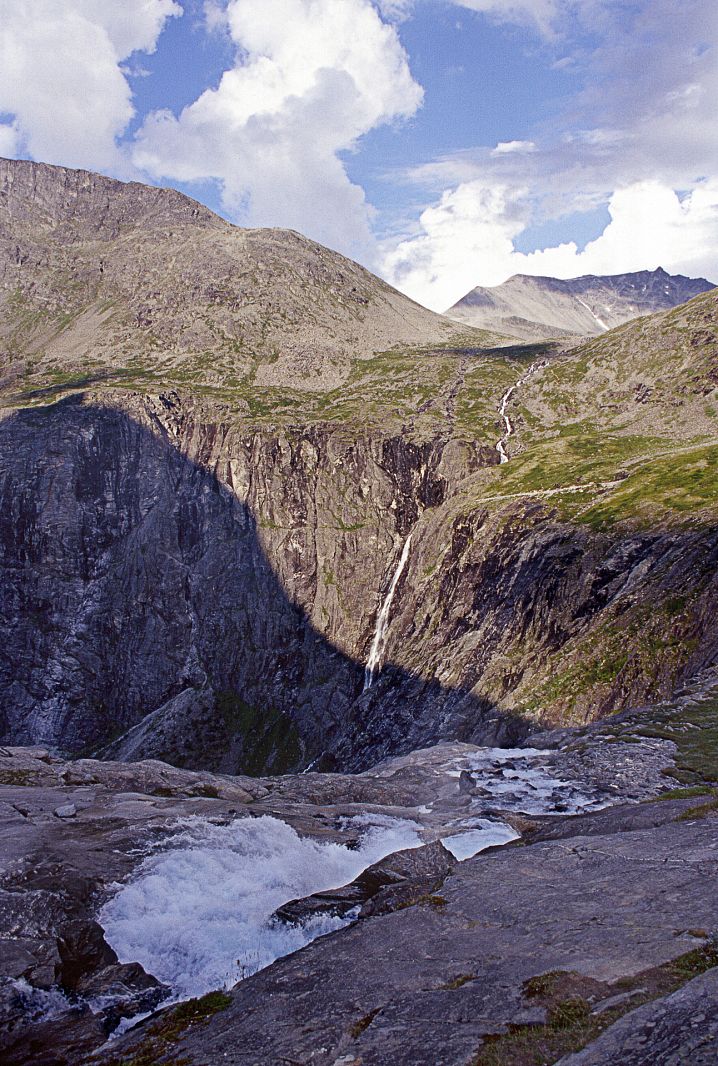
[1,0,716,309]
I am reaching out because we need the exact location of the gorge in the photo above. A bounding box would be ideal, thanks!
[1,158,717,1065]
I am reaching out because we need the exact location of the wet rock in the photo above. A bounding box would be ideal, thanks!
[275,841,455,925]
[0,990,107,1066]
[104,817,718,1066]
[358,841,455,918]
[56,920,117,991]
[2,727,716,1065]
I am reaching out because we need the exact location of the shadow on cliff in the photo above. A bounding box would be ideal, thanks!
[0,394,528,775]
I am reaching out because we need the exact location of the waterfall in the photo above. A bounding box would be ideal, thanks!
[496,385,516,464]
[301,753,325,774]
[495,360,548,463]
[363,534,413,691]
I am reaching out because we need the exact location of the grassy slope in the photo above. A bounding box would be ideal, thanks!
[7,288,715,529]
[460,288,718,528]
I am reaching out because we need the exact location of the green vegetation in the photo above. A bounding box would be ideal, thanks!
[349,1007,381,1039]
[472,941,718,1066]
[216,691,302,775]
[396,892,448,911]
[520,594,703,725]
[573,444,718,528]
[0,769,36,785]
[440,973,476,990]
[629,694,718,784]
[103,990,231,1066]
[655,784,717,801]
[675,795,718,821]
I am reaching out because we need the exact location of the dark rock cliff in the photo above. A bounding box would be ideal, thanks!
[2,389,716,772]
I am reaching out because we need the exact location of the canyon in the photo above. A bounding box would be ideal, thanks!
[0,158,717,1065]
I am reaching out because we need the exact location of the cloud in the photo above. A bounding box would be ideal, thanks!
[0,122,19,157]
[521,180,718,282]
[382,180,528,311]
[453,0,562,35]
[0,0,181,171]
[133,0,422,256]
[382,0,718,308]
[383,178,718,311]
[491,140,536,155]
[374,0,415,20]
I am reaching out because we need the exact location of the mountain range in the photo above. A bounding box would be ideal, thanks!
[1,156,717,767]
[446,267,715,341]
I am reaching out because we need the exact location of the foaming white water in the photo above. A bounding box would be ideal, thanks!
[441,820,519,860]
[99,814,421,1000]
[364,534,412,690]
[448,746,604,815]
[496,385,516,464]
[495,360,547,463]
[5,979,72,1022]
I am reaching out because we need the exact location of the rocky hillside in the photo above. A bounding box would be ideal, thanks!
[446,268,715,341]
[0,157,485,397]
[1,160,718,774]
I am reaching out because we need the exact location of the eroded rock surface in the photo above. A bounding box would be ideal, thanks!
[556,967,718,1066]
[2,389,717,773]
[1,712,716,1066]
[104,808,718,1066]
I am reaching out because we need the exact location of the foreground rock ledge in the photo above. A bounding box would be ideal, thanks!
[1,741,716,1066]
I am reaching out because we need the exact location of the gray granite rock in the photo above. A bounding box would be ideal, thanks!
[106,815,718,1066]
[556,967,718,1065]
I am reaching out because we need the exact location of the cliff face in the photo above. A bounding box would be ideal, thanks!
[2,388,716,772]
[1,158,717,773]
[0,390,492,768]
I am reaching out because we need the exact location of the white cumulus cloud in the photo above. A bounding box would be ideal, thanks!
[383,179,528,311]
[0,0,181,171]
[382,0,718,309]
[521,181,718,283]
[133,0,422,255]
[384,178,718,311]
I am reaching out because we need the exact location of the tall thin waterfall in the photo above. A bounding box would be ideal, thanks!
[363,534,413,691]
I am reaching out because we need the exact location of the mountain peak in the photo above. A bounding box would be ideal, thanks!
[0,157,473,398]
[0,156,223,241]
[446,266,715,341]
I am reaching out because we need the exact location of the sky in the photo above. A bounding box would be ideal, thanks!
[1,0,717,311]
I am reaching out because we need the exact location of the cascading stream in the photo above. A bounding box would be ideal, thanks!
[363,534,413,691]
[495,359,548,463]
[496,385,516,464]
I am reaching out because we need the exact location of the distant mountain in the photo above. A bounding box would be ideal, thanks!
[446,267,716,341]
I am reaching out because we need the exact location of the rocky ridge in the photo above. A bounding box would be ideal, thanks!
[446,267,715,342]
[1,157,484,398]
